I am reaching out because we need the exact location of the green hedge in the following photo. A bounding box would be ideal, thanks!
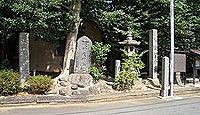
[0,70,21,96]
[27,75,53,94]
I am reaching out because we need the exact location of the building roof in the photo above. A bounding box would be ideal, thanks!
[190,49,200,56]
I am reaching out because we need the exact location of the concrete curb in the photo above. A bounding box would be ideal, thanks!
[0,85,199,107]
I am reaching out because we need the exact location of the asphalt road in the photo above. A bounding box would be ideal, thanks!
[0,96,200,115]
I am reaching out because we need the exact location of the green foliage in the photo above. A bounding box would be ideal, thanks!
[90,42,111,81]
[0,0,72,44]
[115,50,146,90]
[91,42,111,66]
[1,0,199,54]
[83,0,199,58]
[27,75,53,94]
[90,65,103,81]
[98,10,140,36]
[1,0,199,76]
[0,70,21,96]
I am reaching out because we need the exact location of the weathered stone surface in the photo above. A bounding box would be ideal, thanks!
[161,56,170,97]
[60,81,70,87]
[60,74,93,88]
[88,85,100,95]
[72,89,90,96]
[54,36,94,96]
[0,95,37,104]
[19,32,30,81]
[175,72,184,86]
[147,78,161,88]
[59,76,68,82]
[77,84,85,88]
[95,80,113,94]
[71,85,78,90]
[149,29,158,79]
[74,36,92,74]
[37,95,67,103]
[59,87,72,96]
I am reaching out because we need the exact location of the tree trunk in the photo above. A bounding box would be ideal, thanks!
[61,0,81,76]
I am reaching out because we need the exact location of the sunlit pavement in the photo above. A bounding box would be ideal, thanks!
[0,94,200,115]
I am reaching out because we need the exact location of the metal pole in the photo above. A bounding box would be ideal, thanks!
[170,0,174,97]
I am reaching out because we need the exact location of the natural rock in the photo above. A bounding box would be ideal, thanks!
[147,78,161,88]
[77,84,85,88]
[59,74,93,88]
[59,87,72,96]
[88,85,100,95]
[60,81,70,87]
[95,80,113,94]
[71,85,78,90]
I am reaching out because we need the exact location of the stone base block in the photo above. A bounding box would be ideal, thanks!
[59,74,94,88]
[147,78,161,88]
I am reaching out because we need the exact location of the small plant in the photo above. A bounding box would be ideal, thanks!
[90,42,111,81]
[115,50,146,90]
[27,75,53,94]
[0,69,21,96]
[90,64,103,81]
[91,42,111,66]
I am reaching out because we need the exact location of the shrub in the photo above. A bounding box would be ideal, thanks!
[114,50,146,90]
[90,64,103,82]
[90,42,111,81]
[27,75,53,94]
[0,70,21,96]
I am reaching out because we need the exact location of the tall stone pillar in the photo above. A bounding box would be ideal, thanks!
[148,29,160,87]
[19,32,30,85]
[161,57,169,97]
[149,29,158,79]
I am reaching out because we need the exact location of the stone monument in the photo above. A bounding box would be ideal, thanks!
[161,57,169,97]
[58,36,94,96]
[74,36,92,74]
[148,29,160,87]
[19,32,30,86]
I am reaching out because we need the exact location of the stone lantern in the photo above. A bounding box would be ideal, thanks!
[115,32,141,79]
[119,32,141,56]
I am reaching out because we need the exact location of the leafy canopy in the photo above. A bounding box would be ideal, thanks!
[0,0,72,44]
[0,0,199,56]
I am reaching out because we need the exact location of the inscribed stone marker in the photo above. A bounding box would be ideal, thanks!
[149,29,158,79]
[74,36,92,74]
[19,32,30,81]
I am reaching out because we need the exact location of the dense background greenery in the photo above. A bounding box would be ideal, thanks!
[0,0,199,71]
[0,0,72,44]
[83,0,199,54]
